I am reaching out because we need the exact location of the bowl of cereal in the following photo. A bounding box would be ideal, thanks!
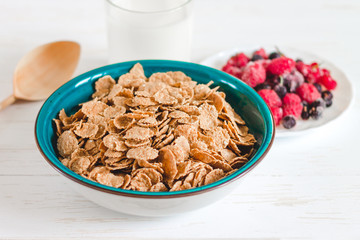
[35,60,274,216]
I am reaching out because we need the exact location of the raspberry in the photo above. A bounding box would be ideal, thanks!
[282,93,302,118]
[257,89,282,108]
[306,62,322,83]
[222,64,242,78]
[270,107,283,126]
[240,62,266,88]
[310,62,319,68]
[296,61,311,77]
[267,56,295,75]
[227,53,249,68]
[282,93,301,106]
[222,63,232,72]
[296,83,321,104]
[283,103,303,118]
[259,59,271,69]
[321,68,330,76]
[319,75,337,90]
[253,48,267,59]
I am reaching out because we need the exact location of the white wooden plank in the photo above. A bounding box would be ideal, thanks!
[0,149,55,176]
[0,122,38,150]
[0,175,359,238]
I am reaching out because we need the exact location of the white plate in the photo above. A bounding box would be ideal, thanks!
[200,46,354,137]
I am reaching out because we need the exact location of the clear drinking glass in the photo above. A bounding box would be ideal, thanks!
[105,0,193,63]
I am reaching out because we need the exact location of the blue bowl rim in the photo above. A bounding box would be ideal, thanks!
[35,60,275,199]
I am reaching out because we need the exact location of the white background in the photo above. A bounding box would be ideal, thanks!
[0,0,360,239]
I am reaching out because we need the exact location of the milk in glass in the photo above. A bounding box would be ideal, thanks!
[106,0,193,63]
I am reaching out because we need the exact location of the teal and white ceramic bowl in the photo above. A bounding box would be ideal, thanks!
[35,60,275,216]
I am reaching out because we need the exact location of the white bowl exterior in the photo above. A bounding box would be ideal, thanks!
[65,177,242,217]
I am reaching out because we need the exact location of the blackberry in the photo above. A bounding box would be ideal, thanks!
[311,98,326,108]
[268,52,281,60]
[283,70,305,92]
[283,77,297,92]
[309,105,324,120]
[254,83,271,91]
[301,110,310,120]
[313,83,322,93]
[251,54,263,61]
[269,76,281,87]
[321,90,333,100]
[301,101,310,120]
[310,106,324,120]
[325,99,332,107]
[321,90,333,107]
[282,115,296,129]
[274,84,287,99]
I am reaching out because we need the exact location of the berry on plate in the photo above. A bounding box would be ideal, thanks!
[301,101,310,120]
[321,90,333,107]
[253,48,267,59]
[296,83,321,104]
[268,52,281,60]
[274,84,287,99]
[271,107,283,126]
[251,54,264,61]
[283,70,304,92]
[255,82,272,91]
[296,60,312,77]
[240,62,266,88]
[226,53,249,68]
[221,64,242,78]
[257,89,282,108]
[267,56,295,75]
[282,93,302,106]
[282,93,302,118]
[320,74,337,90]
[283,103,303,119]
[282,115,297,129]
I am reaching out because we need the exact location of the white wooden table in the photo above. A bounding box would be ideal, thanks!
[1,0,360,239]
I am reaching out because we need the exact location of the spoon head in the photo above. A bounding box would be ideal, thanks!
[13,41,81,101]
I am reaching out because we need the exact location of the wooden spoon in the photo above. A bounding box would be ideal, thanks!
[0,41,80,111]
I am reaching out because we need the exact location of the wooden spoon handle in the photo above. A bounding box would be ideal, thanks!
[0,95,16,111]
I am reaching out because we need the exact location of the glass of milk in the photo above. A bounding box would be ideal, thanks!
[106,0,193,63]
